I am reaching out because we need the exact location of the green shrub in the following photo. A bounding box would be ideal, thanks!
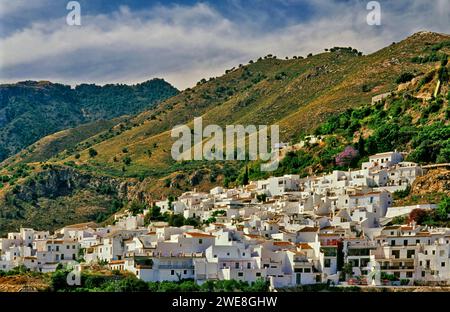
[88,148,98,158]
[393,185,411,199]
[123,156,132,165]
[396,72,415,84]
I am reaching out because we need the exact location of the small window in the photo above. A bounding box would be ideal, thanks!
[238,272,243,277]
[171,270,175,275]
[441,262,445,267]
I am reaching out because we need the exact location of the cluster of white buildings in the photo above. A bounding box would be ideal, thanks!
[1,151,449,287]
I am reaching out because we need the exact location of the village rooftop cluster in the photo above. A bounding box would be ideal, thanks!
[1,151,449,288]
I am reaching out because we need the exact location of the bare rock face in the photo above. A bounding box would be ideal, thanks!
[12,165,129,202]
[412,168,450,195]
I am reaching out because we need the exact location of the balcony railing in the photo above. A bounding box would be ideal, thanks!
[380,266,414,270]
[157,264,195,269]
[196,273,218,280]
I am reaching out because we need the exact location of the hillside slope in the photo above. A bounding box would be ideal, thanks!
[0,31,449,234]
[0,79,179,161]
[62,32,449,176]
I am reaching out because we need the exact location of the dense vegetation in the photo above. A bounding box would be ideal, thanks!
[49,268,269,292]
[406,196,450,227]
[236,86,449,185]
[0,264,269,292]
[0,79,178,161]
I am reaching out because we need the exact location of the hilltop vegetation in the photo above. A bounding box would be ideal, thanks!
[0,31,449,235]
[0,79,179,161]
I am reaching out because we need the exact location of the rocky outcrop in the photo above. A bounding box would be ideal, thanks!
[12,165,133,202]
[412,168,450,195]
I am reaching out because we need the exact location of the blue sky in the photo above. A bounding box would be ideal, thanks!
[0,0,449,89]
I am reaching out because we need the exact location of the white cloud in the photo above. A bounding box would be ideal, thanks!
[0,1,449,89]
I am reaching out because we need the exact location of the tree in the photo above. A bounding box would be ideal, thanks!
[168,214,185,227]
[408,209,429,224]
[437,196,450,220]
[248,278,269,292]
[51,269,70,291]
[123,156,131,165]
[256,193,267,203]
[393,185,411,199]
[212,210,226,217]
[395,72,415,84]
[390,215,407,225]
[366,136,378,155]
[242,165,249,186]
[129,201,146,215]
[340,263,354,281]
[88,148,98,158]
[103,276,148,292]
[179,280,200,292]
[184,217,200,227]
[335,146,359,168]
[204,217,217,225]
[357,136,365,156]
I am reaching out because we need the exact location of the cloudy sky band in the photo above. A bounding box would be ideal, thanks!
[0,0,449,89]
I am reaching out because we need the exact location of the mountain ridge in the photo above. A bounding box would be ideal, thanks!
[0,78,179,161]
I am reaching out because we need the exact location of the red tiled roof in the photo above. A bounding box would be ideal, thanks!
[185,232,216,238]
[273,241,293,246]
[297,243,312,249]
[298,227,319,233]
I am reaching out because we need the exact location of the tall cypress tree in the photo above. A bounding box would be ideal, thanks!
[242,165,249,186]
